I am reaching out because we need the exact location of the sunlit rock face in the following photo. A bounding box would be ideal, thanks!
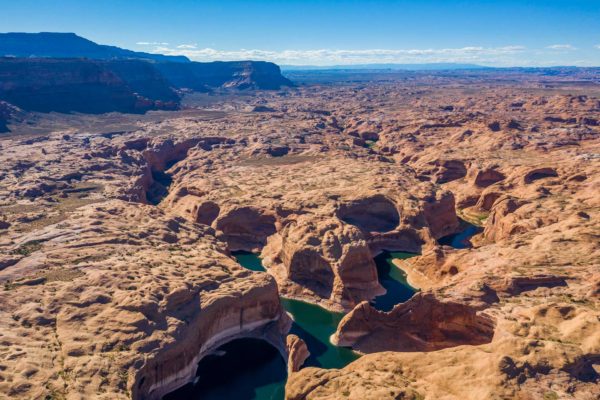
[274,215,383,310]
[332,292,496,352]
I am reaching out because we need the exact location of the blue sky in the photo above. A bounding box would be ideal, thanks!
[2,0,600,66]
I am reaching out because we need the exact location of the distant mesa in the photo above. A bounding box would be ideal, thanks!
[155,60,292,92]
[0,101,21,133]
[280,62,489,71]
[0,58,180,114]
[0,32,293,115]
[0,32,190,62]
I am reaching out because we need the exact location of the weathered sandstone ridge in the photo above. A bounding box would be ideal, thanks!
[332,292,496,352]
[286,335,310,375]
[0,71,599,399]
[161,149,457,311]
[0,200,289,399]
[284,83,599,399]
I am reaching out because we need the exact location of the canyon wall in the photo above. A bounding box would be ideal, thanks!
[155,60,294,91]
[0,57,293,114]
[0,58,177,114]
[332,292,496,352]
[0,33,293,115]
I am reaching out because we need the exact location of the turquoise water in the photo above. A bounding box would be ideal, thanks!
[232,250,266,271]
[164,252,359,400]
[282,298,359,369]
[371,251,418,312]
[233,252,359,370]
[162,338,286,400]
[438,220,482,249]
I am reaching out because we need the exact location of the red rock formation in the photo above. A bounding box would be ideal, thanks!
[268,215,383,311]
[286,335,310,374]
[422,190,460,239]
[0,201,291,400]
[332,292,496,353]
[483,197,526,241]
[215,206,278,251]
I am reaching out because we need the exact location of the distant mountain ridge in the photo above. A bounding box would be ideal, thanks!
[0,33,292,116]
[0,32,190,63]
[281,63,489,71]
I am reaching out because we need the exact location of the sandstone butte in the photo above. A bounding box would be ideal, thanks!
[0,75,598,400]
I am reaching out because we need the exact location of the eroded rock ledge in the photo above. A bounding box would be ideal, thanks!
[163,152,460,312]
[332,292,496,353]
[0,200,290,399]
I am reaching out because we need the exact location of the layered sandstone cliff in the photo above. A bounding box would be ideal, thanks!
[155,60,293,91]
[332,292,496,352]
[0,58,178,114]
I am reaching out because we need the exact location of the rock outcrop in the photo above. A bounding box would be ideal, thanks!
[332,292,496,352]
[0,201,289,399]
[155,60,293,91]
[268,215,384,310]
[286,335,310,375]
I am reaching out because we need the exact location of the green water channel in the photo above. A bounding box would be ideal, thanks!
[438,220,482,249]
[164,250,418,400]
[371,251,418,312]
[232,251,360,370]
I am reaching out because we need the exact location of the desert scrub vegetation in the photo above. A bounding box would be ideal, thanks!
[11,239,44,256]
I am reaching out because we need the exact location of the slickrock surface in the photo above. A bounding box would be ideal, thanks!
[163,148,455,311]
[1,72,599,399]
[285,82,600,399]
[0,200,288,399]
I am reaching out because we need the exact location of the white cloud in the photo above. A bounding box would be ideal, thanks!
[595,44,600,49]
[147,45,527,66]
[176,44,198,49]
[546,44,577,50]
[136,41,169,46]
